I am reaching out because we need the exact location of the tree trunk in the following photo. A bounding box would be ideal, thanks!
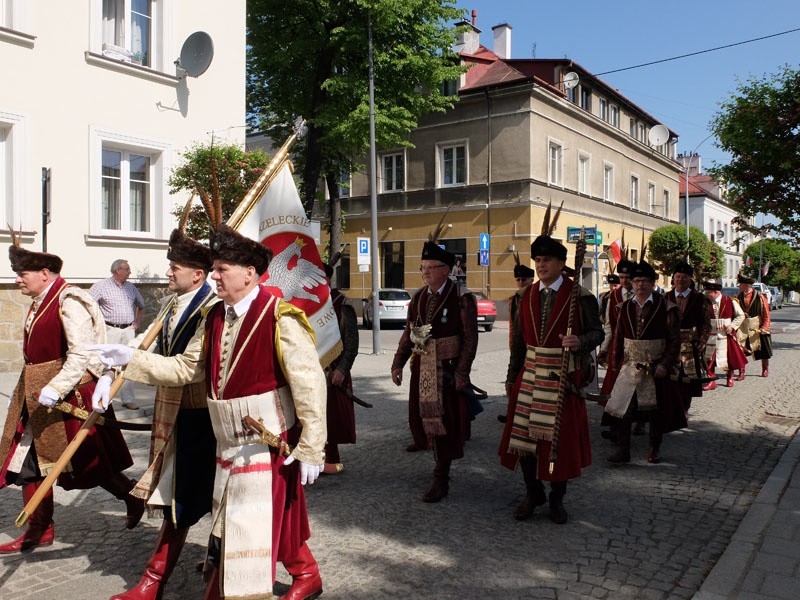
[300,123,324,217]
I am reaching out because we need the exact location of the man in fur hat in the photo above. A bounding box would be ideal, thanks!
[604,261,685,465]
[321,253,359,474]
[702,280,747,389]
[499,213,603,524]
[102,229,218,600]
[0,241,142,554]
[91,222,327,600]
[668,262,712,397]
[391,237,479,503]
[736,273,772,378]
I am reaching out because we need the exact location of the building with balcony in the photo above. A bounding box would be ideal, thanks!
[332,18,683,305]
[0,1,245,370]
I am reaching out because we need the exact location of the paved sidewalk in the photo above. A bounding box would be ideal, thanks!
[0,309,799,599]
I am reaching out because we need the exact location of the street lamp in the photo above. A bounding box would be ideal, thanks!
[683,133,715,261]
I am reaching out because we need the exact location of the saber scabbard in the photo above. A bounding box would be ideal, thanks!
[242,416,293,457]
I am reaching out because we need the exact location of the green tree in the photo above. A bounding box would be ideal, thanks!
[709,65,800,239]
[167,143,270,239]
[741,238,800,291]
[247,0,467,260]
[648,225,724,282]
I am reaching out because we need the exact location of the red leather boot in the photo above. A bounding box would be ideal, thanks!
[110,520,189,600]
[202,567,222,600]
[280,543,323,600]
[736,367,745,381]
[0,481,55,553]
[726,371,735,387]
[702,364,717,391]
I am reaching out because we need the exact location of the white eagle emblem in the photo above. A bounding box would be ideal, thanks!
[267,236,327,303]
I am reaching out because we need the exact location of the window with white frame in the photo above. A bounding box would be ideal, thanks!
[381,152,404,192]
[101,0,153,66]
[102,147,152,232]
[439,143,466,187]
[0,0,27,31]
[1,1,13,28]
[609,105,619,127]
[648,183,656,213]
[578,154,590,195]
[599,99,608,122]
[580,88,592,112]
[603,164,614,202]
[630,175,639,210]
[638,123,646,143]
[662,189,670,218]
[0,111,25,229]
[548,141,563,186]
[91,128,166,238]
[0,125,8,225]
[630,118,637,138]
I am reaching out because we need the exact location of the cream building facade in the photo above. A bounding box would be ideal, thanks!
[332,21,682,305]
[0,1,245,370]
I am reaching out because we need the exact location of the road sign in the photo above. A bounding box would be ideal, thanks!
[478,249,489,267]
[357,236,370,265]
[479,233,490,251]
[566,226,602,245]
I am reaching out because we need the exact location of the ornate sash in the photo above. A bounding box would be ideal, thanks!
[605,339,665,417]
[417,335,461,438]
[207,388,294,600]
[678,327,699,379]
[509,345,563,455]
[738,316,761,352]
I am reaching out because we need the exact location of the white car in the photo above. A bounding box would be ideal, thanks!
[752,282,773,309]
[363,288,411,329]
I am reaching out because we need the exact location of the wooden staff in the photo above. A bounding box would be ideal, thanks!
[549,229,588,474]
[15,307,169,528]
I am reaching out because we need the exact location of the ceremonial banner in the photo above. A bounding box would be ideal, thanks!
[237,163,342,367]
[608,239,622,265]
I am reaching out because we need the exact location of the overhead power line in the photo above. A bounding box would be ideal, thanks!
[595,27,800,76]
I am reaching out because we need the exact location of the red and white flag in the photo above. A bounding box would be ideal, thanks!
[745,255,753,267]
[237,163,342,367]
[608,238,622,265]
[762,260,771,276]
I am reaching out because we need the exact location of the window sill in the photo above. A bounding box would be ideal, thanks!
[85,233,169,249]
[85,51,181,86]
[0,25,35,48]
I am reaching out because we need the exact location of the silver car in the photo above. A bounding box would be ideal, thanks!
[363,288,411,329]
[769,286,783,310]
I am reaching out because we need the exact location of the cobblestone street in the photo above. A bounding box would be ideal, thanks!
[1,308,799,599]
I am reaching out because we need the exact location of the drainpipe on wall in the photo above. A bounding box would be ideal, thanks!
[486,89,492,297]
[41,167,51,252]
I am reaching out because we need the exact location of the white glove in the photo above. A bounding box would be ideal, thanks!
[92,374,114,413]
[87,344,134,369]
[38,385,60,408]
[284,455,321,486]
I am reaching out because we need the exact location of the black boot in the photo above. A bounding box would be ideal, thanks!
[513,456,546,520]
[422,460,450,503]
[607,419,632,464]
[548,481,568,524]
[101,472,145,529]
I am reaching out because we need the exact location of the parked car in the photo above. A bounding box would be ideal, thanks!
[362,288,411,329]
[470,291,497,332]
[752,282,773,309]
[769,286,783,310]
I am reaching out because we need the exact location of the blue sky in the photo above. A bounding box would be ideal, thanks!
[453,0,799,171]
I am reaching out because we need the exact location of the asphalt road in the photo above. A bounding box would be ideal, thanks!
[1,307,799,599]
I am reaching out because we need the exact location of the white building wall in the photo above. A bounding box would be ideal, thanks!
[0,1,245,283]
[683,195,745,286]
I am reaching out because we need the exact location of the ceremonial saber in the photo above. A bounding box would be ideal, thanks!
[549,229,587,474]
[15,309,167,528]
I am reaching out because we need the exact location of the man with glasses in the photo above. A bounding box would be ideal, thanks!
[391,241,478,503]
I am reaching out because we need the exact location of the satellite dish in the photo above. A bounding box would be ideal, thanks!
[648,124,670,146]
[562,71,579,90]
[176,31,214,78]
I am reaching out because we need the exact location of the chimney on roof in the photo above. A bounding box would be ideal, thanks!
[472,9,477,27]
[492,23,512,59]
[455,16,481,55]
[678,152,702,177]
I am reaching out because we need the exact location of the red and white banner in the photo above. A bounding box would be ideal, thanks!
[608,239,622,265]
[762,260,771,276]
[237,163,342,367]
[745,255,753,267]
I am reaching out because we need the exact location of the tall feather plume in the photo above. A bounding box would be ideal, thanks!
[177,194,195,232]
[428,208,450,244]
[640,227,648,261]
[621,229,629,261]
[540,201,563,237]
[513,250,521,267]
[209,152,222,228]
[328,243,346,268]
[7,223,21,248]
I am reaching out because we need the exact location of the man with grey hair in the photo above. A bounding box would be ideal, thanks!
[89,259,145,409]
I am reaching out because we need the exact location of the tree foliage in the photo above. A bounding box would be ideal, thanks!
[742,237,800,291]
[247,0,467,258]
[167,143,270,240]
[709,65,800,239]
[647,225,724,282]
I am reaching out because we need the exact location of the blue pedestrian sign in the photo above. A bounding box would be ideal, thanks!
[479,233,490,251]
[356,236,370,265]
[479,249,489,267]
